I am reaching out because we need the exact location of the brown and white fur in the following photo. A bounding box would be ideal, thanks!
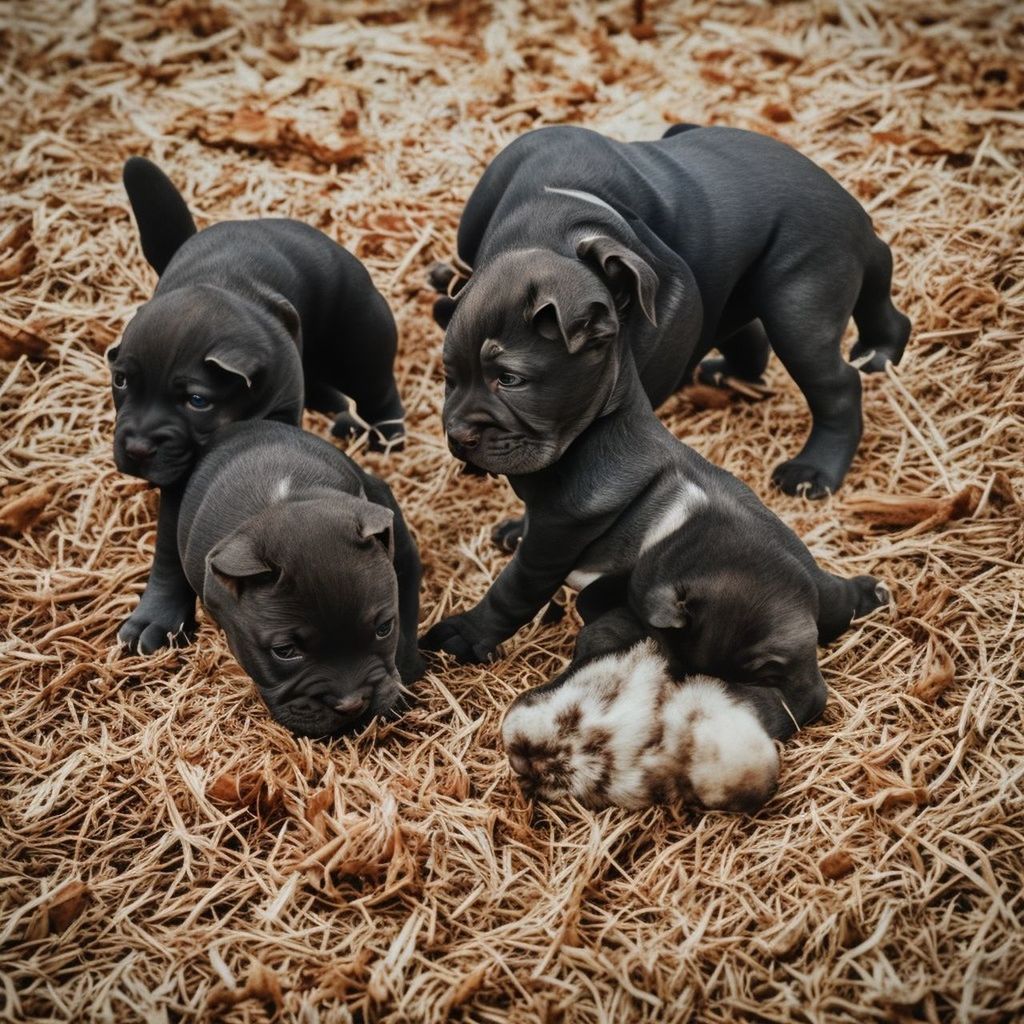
[502,638,779,813]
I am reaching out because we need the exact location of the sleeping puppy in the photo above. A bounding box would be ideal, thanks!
[422,313,888,668]
[110,157,405,653]
[177,420,423,738]
[433,123,910,499]
[501,607,780,812]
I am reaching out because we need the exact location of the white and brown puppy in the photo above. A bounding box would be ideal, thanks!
[501,611,780,813]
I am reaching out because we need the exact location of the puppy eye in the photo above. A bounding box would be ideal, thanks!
[375,619,394,640]
[271,643,302,662]
[112,371,128,390]
[497,372,524,388]
[187,394,213,411]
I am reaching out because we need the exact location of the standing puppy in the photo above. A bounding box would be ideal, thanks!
[178,421,423,738]
[110,158,405,653]
[436,124,910,500]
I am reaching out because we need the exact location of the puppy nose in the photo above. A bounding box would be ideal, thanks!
[447,425,479,450]
[334,693,369,716]
[125,437,157,462]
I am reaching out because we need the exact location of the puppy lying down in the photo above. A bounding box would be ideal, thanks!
[502,630,779,813]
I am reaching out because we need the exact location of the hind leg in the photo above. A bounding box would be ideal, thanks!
[850,240,911,373]
[697,319,771,385]
[319,290,406,452]
[762,283,863,498]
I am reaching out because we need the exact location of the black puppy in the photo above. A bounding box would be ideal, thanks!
[433,123,910,499]
[422,341,887,673]
[110,157,404,653]
[178,420,423,738]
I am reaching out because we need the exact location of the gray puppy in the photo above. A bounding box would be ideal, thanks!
[434,123,910,500]
[178,420,423,738]
[422,336,887,693]
[110,157,404,653]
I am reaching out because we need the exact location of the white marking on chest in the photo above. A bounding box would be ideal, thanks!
[545,187,628,224]
[273,477,291,501]
[640,480,708,554]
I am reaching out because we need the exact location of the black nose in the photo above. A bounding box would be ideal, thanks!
[125,437,157,462]
[448,426,479,450]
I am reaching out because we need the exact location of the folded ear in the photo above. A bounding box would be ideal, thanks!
[123,157,198,276]
[643,583,690,630]
[204,296,299,387]
[528,294,618,355]
[577,235,659,326]
[206,532,275,600]
[356,503,394,559]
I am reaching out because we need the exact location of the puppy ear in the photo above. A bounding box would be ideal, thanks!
[356,504,394,559]
[433,295,458,330]
[528,296,618,355]
[204,295,299,387]
[256,288,302,350]
[576,235,659,326]
[122,157,197,276]
[644,583,690,630]
[204,346,261,388]
[207,533,274,599]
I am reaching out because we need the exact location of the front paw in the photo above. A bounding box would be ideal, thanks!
[771,459,839,500]
[419,615,498,664]
[368,418,405,454]
[851,575,890,619]
[118,596,196,655]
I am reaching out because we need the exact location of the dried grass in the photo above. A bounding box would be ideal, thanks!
[1,1,1023,1022]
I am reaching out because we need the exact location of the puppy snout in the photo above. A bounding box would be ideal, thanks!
[124,436,157,462]
[334,692,370,717]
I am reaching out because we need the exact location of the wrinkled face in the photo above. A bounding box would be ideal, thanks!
[630,562,823,697]
[108,289,301,486]
[441,250,628,476]
[203,501,402,738]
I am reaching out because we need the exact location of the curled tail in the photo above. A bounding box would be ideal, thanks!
[123,156,197,275]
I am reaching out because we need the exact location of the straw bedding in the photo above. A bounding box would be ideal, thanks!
[1,1,1022,1021]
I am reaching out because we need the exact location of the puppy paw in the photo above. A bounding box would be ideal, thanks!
[771,459,839,500]
[427,261,456,294]
[118,599,196,655]
[419,615,497,664]
[851,575,891,619]
[490,517,524,553]
[330,411,363,440]
[367,419,405,454]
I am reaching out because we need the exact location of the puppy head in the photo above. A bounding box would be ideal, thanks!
[501,640,669,808]
[202,495,402,738]
[108,285,303,486]
[441,238,658,475]
[630,538,823,698]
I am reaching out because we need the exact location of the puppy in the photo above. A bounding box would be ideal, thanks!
[110,157,405,653]
[177,420,423,738]
[423,310,888,673]
[435,123,910,498]
[501,608,779,812]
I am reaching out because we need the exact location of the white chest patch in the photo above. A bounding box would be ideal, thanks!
[640,480,708,555]
[273,477,291,502]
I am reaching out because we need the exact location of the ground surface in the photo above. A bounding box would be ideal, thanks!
[1,2,1023,1022]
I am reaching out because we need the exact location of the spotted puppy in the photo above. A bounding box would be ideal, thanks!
[502,609,779,812]
[110,158,405,653]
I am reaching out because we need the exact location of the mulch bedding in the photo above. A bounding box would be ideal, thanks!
[1,1,1022,1022]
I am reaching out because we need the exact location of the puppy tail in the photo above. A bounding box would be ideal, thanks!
[122,157,197,276]
[661,122,701,139]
